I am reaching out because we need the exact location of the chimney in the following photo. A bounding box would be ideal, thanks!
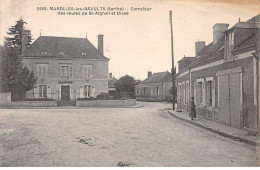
[21,30,29,54]
[195,41,206,56]
[98,34,104,55]
[148,71,152,78]
[109,73,112,79]
[213,23,229,45]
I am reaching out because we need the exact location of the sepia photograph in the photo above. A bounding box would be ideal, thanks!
[0,0,259,167]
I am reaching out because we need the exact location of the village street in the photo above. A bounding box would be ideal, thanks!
[0,102,258,167]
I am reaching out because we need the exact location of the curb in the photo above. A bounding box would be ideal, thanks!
[167,111,259,146]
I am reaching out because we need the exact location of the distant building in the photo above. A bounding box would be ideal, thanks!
[136,71,172,101]
[21,34,109,101]
[108,73,117,96]
[176,15,259,131]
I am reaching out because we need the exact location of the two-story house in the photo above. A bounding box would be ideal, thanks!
[21,33,109,101]
[176,15,259,131]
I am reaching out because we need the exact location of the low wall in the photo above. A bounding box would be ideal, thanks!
[0,101,57,108]
[76,99,136,107]
[0,92,11,104]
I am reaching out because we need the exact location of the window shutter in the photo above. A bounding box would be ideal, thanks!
[37,65,39,77]
[34,85,38,98]
[70,66,73,79]
[194,82,197,105]
[212,80,215,108]
[82,66,84,79]
[202,81,206,106]
[47,85,51,98]
[80,86,84,98]
[58,66,60,78]
[46,65,48,78]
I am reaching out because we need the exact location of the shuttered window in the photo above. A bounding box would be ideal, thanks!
[37,64,48,78]
[82,65,93,79]
[60,65,73,79]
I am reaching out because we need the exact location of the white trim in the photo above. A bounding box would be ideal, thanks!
[233,50,256,60]
[206,77,214,81]
[179,70,189,77]
[196,78,204,82]
[191,60,224,72]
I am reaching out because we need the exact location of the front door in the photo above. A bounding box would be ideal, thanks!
[218,73,241,128]
[61,85,70,101]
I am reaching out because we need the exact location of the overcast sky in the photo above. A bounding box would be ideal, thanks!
[0,0,259,80]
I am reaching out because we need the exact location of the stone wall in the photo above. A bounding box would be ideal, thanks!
[0,101,57,108]
[76,99,136,107]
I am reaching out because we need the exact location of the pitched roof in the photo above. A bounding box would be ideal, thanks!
[21,36,109,60]
[180,35,225,71]
[178,57,195,63]
[108,76,117,88]
[141,71,171,84]
[178,15,259,74]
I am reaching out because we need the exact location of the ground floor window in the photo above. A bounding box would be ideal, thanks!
[39,85,47,98]
[83,85,95,98]
[206,81,212,107]
[196,82,203,105]
[143,87,147,95]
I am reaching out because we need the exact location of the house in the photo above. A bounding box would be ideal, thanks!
[136,71,172,101]
[21,33,109,101]
[176,15,259,131]
[108,73,117,96]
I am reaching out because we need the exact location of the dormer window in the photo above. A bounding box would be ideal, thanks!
[81,53,86,57]
[226,32,234,59]
[42,52,48,55]
[59,52,64,55]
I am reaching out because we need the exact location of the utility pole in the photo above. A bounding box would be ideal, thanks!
[169,10,175,110]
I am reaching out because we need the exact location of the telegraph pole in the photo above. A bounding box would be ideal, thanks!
[169,10,175,110]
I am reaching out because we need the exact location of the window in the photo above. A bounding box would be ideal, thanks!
[156,86,159,95]
[39,85,47,98]
[226,32,234,59]
[136,87,140,95]
[186,82,189,104]
[83,85,94,98]
[37,64,48,78]
[143,87,147,95]
[206,81,212,107]
[196,82,203,105]
[61,65,73,79]
[82,65,93,79]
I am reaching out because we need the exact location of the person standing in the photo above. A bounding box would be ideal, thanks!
[190,97,196,120]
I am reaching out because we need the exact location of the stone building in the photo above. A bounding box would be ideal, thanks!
[176,15,259,131]
[136,71,172,101]
[21,34,109,101]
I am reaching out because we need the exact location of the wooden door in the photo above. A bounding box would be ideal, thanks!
[61,85,70,101]
[229,73,241,128]
[218,75,230,125]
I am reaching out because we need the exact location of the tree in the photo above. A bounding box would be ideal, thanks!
[0,18,37,101]
[114,75,137,99]
[5,18,33,53]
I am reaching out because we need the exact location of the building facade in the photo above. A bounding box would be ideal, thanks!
[136,71,172,101]
[176,15,259,131]
[21,34,109,101]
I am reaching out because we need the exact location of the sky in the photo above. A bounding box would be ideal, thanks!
[0,0,259,80]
